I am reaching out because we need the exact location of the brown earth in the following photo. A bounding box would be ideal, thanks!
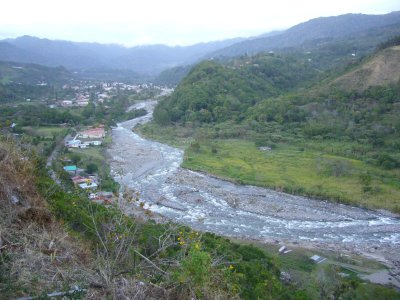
[332,45,400,91]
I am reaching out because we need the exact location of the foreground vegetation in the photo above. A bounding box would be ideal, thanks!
[1,137,399,299]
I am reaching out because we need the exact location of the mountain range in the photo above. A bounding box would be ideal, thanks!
[209,11,400,58]
[0,36,244,76]
[0,11,399,79]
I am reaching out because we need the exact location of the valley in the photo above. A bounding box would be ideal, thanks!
[109,101,400,281]
[1,9,400,299]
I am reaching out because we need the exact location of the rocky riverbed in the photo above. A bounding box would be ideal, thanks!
[107,100,400,280]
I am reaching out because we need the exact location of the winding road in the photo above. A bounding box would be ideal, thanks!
[107,100,400,268]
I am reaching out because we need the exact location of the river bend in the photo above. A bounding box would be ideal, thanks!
[108,101,400,263]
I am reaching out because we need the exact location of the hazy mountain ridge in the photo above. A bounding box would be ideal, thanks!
[1,12,399,78]
[0,36,244,75]
[209,11,400,58]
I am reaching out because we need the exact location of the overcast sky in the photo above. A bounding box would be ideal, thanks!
[1,0,399,46]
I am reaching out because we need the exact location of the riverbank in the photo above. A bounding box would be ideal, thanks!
[107,100,400,292]
[137,122,400,214]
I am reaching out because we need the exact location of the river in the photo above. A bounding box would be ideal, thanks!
[107,100,400,266]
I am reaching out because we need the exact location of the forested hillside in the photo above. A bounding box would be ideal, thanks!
[147,41,400,212]
[154,54,318,124]
[0,62,74,103]
[0,61,72,85]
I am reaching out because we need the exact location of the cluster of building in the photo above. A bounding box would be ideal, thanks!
[59,96,90,108]
[65,126,105,149]
[101,82,151,92]
[62,165,115,205]
[61,124,114,205]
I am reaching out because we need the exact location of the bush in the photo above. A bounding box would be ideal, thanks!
[85,163,98,174]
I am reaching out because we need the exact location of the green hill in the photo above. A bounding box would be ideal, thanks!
[146,43,400,212]
[0,61,74,103]
[154,54,319,125]
[0,61,72,85]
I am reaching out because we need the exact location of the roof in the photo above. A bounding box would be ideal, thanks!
[63,165,77,171]
[79,182,98,189]
[81,127,105,137]
[310,255,327,264]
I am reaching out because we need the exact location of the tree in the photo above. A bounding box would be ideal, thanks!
[86,163,98,174]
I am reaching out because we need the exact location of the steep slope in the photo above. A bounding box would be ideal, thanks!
[154,53,318,124]
[331,45,400,90]
[210,11,400,59]
[0,139,96,299]
[153,64,193,86]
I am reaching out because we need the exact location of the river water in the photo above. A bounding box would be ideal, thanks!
[108,101,400,264]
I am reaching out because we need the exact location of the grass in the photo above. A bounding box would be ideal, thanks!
[68,147,110,178]
[22,126,69,138]
[136,122,194,148]
[182,139,400,212]
[139,122,400,212]
[70,147,105,161]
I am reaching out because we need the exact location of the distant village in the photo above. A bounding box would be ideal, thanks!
[56,82,173,108]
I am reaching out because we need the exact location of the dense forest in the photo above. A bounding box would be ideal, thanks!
[154,54,319,124]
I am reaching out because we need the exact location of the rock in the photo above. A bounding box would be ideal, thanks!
[280,271,291,283]
[11,195,19,204]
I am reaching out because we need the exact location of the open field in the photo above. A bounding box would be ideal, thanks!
[182,139,400,212]
[138,121,400,213]
[22,126,68,138]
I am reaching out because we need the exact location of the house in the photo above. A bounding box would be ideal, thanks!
[79,127,105,139]
[76,100,89,107]
[310,255,327,264]
[61,100,73,107]
[65,140,81,148]
[63,165,77,174]
[79,182,98,190]
[91,191,114,205]
[71,176,90,185]
[97,191,113,199]
[83,140,102,146]
[259,146,272,151]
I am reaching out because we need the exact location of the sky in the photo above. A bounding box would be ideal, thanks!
[1,0,399,46]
